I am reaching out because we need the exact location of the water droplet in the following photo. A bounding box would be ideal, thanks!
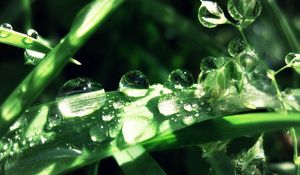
[238,50,258,72]
[285,53,300,73]
[57,78,106,118]
[158,97,179,116]
[200,56,225,71]
[198,1,227,28]
[183,103,193,112]
[27,29,38,39]
[89,125,109,143]
[122,116,156,144]
[227,0,261,27]
[228,38,247,57]
[0,23,13,38]
[1,23,13,30]
[182,116,197,126]
[102,114,114,122]
[168,69,194,89]
[24,49,45,65]
[119,70,149,97]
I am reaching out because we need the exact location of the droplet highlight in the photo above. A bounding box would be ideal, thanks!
[198,1,227,28]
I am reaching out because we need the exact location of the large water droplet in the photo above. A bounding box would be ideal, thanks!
[200,56,225,71]
[27,29,39,39]
[89,125,109,143]
[238,50,258,72]
[0,23,13,30]
[168,69,194,89]
[119,70,149,97]
[57,78,106,118]
[122,116,156,144]
[228,38,247,57]
[158,95,179,116]
[227,0,261,27]
[198,1,227,28]
[0,23,13,38]
[285,53,300,74]
[24,49,45,65]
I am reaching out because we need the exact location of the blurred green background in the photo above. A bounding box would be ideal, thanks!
[0,0,300,174]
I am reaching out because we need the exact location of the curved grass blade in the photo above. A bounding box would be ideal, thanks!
[0,27,81,65]
[0,0,124,137]
[114,145,166,175]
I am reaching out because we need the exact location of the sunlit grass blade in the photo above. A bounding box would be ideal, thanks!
[114,145,166,175]
[143,112,300,150]
[21,0,32,30]
[4,112,300,175]
[0,27,81,65]
[0,0,124,137]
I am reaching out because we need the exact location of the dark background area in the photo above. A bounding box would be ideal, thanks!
[0,0,299,174]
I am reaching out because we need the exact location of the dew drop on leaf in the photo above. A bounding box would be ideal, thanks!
[168,69,194,89]
[24,49,45,65]
[0,23,13,38]
[158,95,179,116]
[238,50,258,72]
[200,56,225,71]
[119,70,149,97]
[0,23,13,30]
[198,1,227,28]
[89,125,109,143]
[182,116,197,126]
[227,0,261,27]
[228,38,247,57]
[56,78,106,118]
[285,53,300,74]
[27,29,39,39]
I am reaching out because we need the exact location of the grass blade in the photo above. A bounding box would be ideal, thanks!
[114,145,166,175]
[0,0,124,137]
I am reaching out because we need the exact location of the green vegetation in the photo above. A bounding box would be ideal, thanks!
[0,0,300,174]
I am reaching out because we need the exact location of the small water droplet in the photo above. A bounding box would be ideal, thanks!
[57,78,106,118]
[238,50,258,72]
[200,56,225,71]
[24,49,45,65]
[0,23,13,38]
[89,125,109,143]
[228,38,247,57]
[119,70,149,97]
[27,29,38,39]
[102,114,114,122]
[198,1,227,28]
[182,116,197,126]
[183,103,193,112]
[168,69,194,89]
[1,23,13,30]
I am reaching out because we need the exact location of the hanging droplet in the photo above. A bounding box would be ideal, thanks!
[24,49,45,65]
[228,38,247,57]
[158,95,179,116]
[119,70,149,97]
[238,50,258,72]
[0,23,13,30]
[0,23,13,38]
[168,69,194,89]
[89,125,109,143]
[200,56,225,71]
[57,78,106,118]
[198,1,227,28]
[27,29,38,39]
[227,0,262,27]
[285,53,300,74]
